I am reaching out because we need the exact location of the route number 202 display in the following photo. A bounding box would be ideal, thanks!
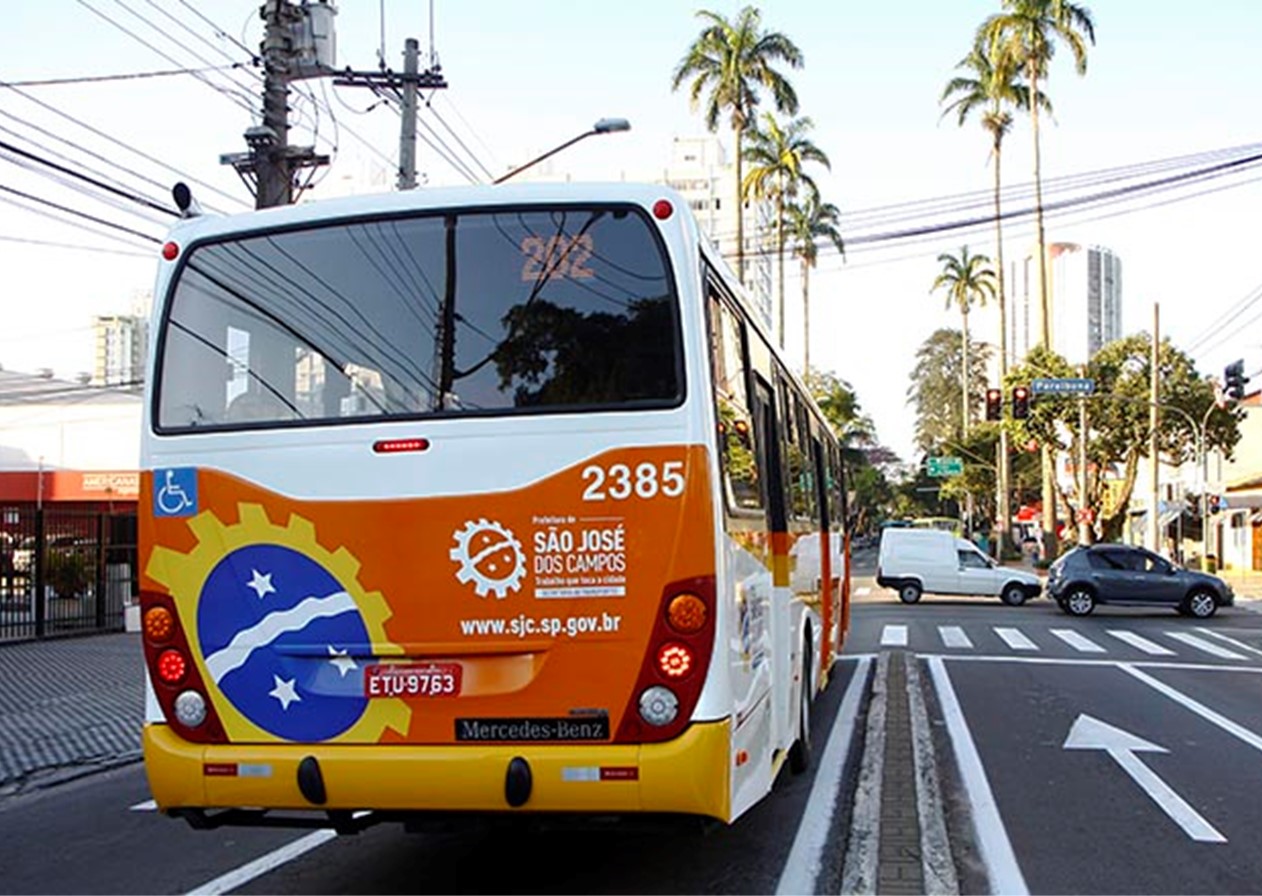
[581,461,685,501]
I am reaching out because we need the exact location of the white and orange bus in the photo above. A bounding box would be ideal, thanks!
[138,182,850,829]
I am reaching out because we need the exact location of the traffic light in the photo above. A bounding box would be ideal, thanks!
[1012,386,1030,419]
[985,388,1002,421]
[1225,359,1250,401]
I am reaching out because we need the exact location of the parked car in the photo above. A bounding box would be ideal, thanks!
[1046,543,1233,618]
[876,527,1043,605]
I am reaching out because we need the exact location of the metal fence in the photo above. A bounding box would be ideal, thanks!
[0,507,137,643]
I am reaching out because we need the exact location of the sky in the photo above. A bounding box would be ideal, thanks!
[1,0,1260,462]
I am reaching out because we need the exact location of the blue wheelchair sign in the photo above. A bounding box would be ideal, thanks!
[153,467,198,517]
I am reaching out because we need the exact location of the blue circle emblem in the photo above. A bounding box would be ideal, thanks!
[197,544,370,741]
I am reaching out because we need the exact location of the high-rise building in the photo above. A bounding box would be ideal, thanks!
[93,314,148,388]
[659,136,774,328]
[1009,242,1123,366]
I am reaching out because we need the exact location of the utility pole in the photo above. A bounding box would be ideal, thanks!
[1148,302,1161,553]
[398,38,420,190]
[335,40,448,191]
[1078,368,1090,545]
[221,0,333,209]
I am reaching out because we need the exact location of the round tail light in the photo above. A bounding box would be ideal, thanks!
[156,649,188,685]
[639,686,679,726]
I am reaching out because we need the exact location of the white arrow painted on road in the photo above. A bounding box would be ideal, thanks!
[1063,714,1226,843]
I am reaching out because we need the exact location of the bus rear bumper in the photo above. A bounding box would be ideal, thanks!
[143,719,732,824]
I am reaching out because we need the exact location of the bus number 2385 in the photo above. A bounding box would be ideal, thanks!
[581,461,685,501]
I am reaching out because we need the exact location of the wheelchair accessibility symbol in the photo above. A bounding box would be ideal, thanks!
[154,468,198,518]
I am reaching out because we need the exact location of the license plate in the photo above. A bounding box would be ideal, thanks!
[365,662,462,698]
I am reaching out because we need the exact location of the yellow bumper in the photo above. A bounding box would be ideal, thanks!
[143,720,732,822]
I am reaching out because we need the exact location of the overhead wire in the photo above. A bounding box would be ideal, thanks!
[0,183,162,243]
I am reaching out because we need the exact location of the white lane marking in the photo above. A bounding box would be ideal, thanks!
[927,657,1027,895]
[1164,631,1247,660]
[906,656,959,894]
[777,656,873,896]
[1120,665,1262,754]
[880,625,908,647]
[1197,628,1262,658]
[129,799,157,812]
[994,627,1038,651]
[184,811,369,896]
[855,586,872,596]
[838,654,887,895]
[1051,629,1106,653]
[1063,714,1225,843]
[185,831,337,895]
[1107,630,1176,656]
[938,625,973,649]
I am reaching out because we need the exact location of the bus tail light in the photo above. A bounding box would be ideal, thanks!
[639,686,679,727]
[615,575,715,744]
[139,590,226,742]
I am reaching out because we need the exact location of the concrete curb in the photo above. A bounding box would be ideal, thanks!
[840,652,887,894]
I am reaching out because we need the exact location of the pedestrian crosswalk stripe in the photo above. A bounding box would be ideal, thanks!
[994,627,1038,651]
[1107,630,1176,656]
[1198,628,1262,659]
[1050,629,1106,653]
[938,626,973,649]
[880,625,908,647]
[1164,631,1247,660]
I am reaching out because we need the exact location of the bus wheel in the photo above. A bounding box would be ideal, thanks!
[789,641,813,774]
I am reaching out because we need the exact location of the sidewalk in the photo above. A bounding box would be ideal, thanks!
[0,632,144,796]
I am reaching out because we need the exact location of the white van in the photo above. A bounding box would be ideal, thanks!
[876,528,1042,605]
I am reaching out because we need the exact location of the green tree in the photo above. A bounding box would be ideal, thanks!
[671,6,802,285]
[806,369,894,533]
[742,112,831,349]
[786,190,845,374]
[909,328,992,452]
[930,247,996,437]
[1006,337,1241,543]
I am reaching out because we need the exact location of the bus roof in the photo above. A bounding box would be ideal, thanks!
[167,181,696,243]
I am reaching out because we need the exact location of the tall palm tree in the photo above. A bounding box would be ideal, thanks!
[931,246,996,438]
[941,40,1048,557]
[980,0,1095,350]
[786,190,844,374]
[743,112,831,348]
[671,6,803,285]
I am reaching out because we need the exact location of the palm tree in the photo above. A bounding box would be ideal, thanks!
[931,246,996,438]
[743,112,831,348]
[671,6,803,285]
[941,39,1048,558]
[980,0,1095,350]
[786,190,844,374]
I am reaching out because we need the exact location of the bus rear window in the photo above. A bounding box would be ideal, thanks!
[155,205,682,430]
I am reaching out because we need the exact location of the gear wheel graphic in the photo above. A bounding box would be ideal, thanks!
[450,518,526,599]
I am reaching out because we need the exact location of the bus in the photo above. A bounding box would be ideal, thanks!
[137,182,850,830]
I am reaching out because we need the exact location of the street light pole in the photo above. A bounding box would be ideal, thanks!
[493,118,631,184]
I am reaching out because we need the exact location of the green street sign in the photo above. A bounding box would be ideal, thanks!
[927,456,964,477]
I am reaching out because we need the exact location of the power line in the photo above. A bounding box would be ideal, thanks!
[0,183,161,243]
[0,138,176,215]
[0,235,149,256]
[0,65,247,88]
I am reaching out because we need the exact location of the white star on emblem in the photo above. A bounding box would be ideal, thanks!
[247,569,276,599]
[327,645,357,677]
[268,675,301,710]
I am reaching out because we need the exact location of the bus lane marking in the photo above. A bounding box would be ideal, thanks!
[926,656,1028,896]
[1063,714,1226,843]
[776,656,872,896]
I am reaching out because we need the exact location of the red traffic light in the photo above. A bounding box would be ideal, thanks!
[1013,386,1030,419]
[985,388,1002,421]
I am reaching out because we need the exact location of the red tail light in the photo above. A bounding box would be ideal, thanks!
[139,590,226,742]
[615,576,715,744]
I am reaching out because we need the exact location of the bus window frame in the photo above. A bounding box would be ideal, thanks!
[150,201,689,436]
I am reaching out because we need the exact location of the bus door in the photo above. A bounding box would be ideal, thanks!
[753,376,790,752]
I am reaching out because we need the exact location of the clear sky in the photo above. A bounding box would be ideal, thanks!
[2,1,1260,461]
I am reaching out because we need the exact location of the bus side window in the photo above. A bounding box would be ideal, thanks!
[707,290,761,511]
